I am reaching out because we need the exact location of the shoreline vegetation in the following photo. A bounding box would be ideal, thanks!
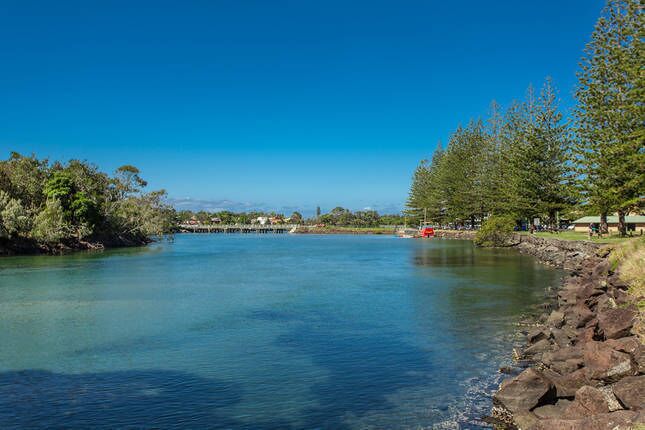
[0,153,174,256]
[405,0,643,240]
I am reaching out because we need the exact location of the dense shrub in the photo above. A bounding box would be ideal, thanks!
[0,152,175,249]
[474,215,516,247]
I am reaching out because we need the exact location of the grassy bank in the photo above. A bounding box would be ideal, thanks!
[521,230,640,244]
[610,237,645,311]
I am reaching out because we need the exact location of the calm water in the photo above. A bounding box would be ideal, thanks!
[0,235,562,429]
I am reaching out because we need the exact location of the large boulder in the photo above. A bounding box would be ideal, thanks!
[550,328,574,348]
[583,341,637,382]
[597,385,624,412]
[576,283,606,304]
[542,345,584,372]
[527,327,548,344]
[612,375,645,411]
[533,399,572,419]
[523,338,553,357]
[547,310,566,329]
[550,358,584,375]
[563,386,611,418]
[597,307,637,340]
[540,366,594,398]
[605,336,641,355]
[564,304,594,329]
[493,368,556,413]
[531,410,639,430]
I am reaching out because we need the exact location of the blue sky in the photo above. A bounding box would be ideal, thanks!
[1,0,604,216]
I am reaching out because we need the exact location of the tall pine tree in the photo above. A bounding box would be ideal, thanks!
[575,0,644,236]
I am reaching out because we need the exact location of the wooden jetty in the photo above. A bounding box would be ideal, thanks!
[178,224,298,234]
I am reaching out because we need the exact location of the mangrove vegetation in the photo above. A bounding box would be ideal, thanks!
[0,152,174,254]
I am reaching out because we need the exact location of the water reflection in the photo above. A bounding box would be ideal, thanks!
[0,235,563,429]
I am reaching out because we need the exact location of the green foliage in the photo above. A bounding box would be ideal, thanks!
[176,208,403,227]
[574,0,644,236]
[0,190,31,237]
[474,215,516,247]
[407,79,576,228]
[0,153,175,249]
[289,211,303,223]
[31,199,69,244]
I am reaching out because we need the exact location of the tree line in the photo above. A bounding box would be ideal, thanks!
[0,152,174,252]
[178,207,407,227]
[177,210,304,225]
[407,0,643,236]
[316,207,406,227]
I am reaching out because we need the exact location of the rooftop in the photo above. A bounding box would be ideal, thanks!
[573,216,645,224]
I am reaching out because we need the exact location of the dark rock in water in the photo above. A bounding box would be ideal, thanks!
[583,341,637,383]
[533,399,572,419]
[493,368,556,414]
[612,375,645,411]
[597,307,637,340]
[563,385,611,418]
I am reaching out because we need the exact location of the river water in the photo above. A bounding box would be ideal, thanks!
[0,234,562,429]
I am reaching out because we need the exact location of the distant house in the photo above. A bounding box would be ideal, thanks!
[211,217,222,224]
[255,216,269,225]
[269,216,283,225]
[571,215,645,233]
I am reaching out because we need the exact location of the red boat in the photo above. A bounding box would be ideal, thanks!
[420,225,435,238]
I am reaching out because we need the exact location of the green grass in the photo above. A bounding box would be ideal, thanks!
[522,230,639,244]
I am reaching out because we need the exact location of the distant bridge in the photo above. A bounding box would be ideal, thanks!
[178,224,299,234]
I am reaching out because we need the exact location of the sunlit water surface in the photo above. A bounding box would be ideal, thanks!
[0,234,563,429]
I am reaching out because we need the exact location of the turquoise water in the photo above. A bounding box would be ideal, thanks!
[0,235,562,429]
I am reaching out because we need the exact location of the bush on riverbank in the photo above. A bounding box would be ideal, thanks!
[0,152,175,254]
[474,215,515,247]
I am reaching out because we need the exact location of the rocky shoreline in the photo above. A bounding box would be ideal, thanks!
[492,248,643,429]
[436,230,644,429]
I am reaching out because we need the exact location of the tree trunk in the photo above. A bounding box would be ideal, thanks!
[470,216,475,230]
[617,209,626,237]
[600,211,608,234]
